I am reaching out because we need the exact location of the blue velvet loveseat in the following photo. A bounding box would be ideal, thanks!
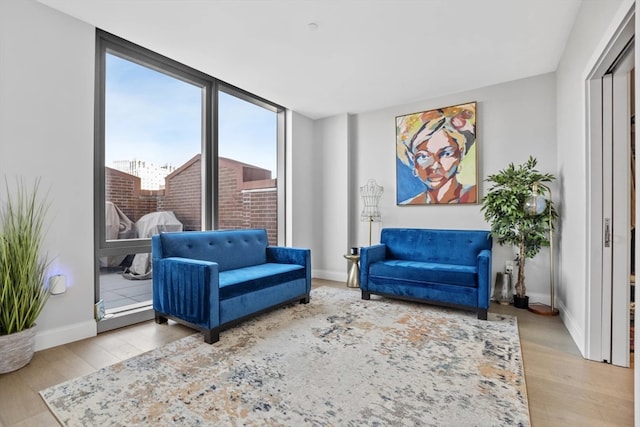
[360,228,492,319]
[152,229,311,343]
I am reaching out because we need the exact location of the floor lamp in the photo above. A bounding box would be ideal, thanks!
[360,179,383,246]
[525,183,559,316]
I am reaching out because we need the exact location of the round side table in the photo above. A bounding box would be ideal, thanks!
[343,254,360,288]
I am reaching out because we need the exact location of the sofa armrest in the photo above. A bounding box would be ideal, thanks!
[266,247,312,294]
[360,244,387,290]
[477,249,492,309]
[152,234,164,260]
[152,257,220,329]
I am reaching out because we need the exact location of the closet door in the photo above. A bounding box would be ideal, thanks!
[602,47,634,367]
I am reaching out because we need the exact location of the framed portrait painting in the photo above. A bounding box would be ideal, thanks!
[396,101,477,205]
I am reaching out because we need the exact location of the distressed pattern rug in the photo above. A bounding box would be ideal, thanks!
[41,287,530,426]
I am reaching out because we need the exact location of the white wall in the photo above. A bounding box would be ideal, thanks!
[312,114,350,281]
[555,0,628,357]
[287,111,316,250]
[322,73,557,302]
[0,0,96,349]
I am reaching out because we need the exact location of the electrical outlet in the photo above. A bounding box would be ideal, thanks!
[94,299,105,321]
[505,260,516,275]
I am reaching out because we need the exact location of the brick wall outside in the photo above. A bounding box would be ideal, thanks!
[245,189,278,245]
[105,156,277,244]
[160,156,202,231]
[105,168,163,223]
[218,161,245,229]
[217,157,278,245]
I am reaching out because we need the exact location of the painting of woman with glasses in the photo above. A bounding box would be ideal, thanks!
[396,102,477,205]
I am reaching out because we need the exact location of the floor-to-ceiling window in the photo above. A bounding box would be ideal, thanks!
[95,31,284,332]
[218,89,280,245]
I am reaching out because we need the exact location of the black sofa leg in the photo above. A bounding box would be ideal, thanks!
[362,291,371,300]
[204,328,220,344]
[300,295,310,304]
[477,309,488,320]
[155,312,168,324]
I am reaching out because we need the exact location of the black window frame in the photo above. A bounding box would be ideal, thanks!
[94,29,286,306]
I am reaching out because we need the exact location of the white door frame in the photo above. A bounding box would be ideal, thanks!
[585,8,635,363]
[610,49,634,367]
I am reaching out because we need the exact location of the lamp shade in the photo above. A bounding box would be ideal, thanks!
[524,194,547,215]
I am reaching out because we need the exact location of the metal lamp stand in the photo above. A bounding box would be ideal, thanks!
[528,183,559,316]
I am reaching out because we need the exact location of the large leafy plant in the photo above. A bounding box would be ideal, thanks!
[0,178,50,335]
[481,157,557,298]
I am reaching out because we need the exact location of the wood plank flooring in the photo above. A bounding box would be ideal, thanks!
[0,279,633,426]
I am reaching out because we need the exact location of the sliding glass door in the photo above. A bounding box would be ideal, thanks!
[99,52,203,323]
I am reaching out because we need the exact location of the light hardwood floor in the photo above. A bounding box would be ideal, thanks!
[0,279,634,426]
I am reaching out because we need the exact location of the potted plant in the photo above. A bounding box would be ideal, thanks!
[481,157,557,309]
[0,178,50,373]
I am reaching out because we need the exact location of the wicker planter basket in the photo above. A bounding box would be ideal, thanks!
[0,326,37,374]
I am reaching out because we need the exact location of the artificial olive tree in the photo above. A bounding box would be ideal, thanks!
[481,156,557,299]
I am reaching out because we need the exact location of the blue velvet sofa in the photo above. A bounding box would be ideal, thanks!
[360,228,492,319]
[152,229,311,343]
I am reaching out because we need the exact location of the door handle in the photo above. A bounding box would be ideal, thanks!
[604,218,611,248]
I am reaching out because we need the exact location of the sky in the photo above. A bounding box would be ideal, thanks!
[105,53,277,175]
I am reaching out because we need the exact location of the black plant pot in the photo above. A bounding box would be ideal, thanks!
[513,295,529,309]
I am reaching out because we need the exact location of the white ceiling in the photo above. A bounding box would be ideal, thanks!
[38,0,582,119]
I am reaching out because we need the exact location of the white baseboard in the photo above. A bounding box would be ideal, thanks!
[35,320,97,351]
[557,299,585,357]
[313,269,346,283]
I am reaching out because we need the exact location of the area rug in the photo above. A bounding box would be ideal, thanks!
[40,287,530,426]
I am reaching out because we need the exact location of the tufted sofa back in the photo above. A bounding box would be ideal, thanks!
[152,229,268,271]
[380,228,492,266]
